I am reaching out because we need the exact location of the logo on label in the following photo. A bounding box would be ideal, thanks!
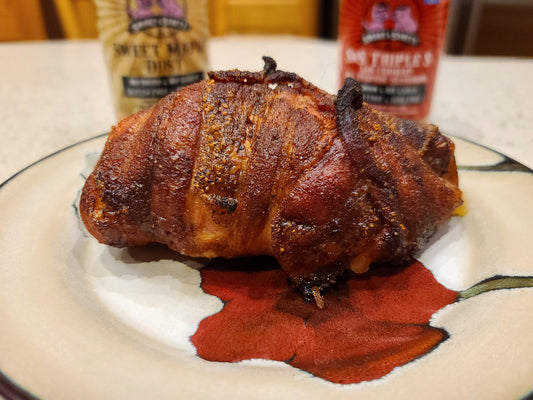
[361,2,420,46]
[127,0,190,33]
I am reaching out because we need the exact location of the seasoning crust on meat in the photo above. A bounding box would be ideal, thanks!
[80,57,462,299]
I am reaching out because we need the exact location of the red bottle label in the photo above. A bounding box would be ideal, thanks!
[339,0,450,120]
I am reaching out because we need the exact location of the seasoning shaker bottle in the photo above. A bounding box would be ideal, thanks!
[338,0,451,120]
[94,0,209,119]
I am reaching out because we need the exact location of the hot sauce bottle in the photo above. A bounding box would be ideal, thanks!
[338,0,451,120]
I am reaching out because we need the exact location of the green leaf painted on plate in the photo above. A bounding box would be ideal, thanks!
[459,276,533,299]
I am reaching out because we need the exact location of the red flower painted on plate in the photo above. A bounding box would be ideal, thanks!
[191,258,457,384]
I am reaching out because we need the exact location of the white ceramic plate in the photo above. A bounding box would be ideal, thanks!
[1,134,533,400]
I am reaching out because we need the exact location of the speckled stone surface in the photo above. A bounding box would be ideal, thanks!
[1,37,532,183]
[0,40,115,183]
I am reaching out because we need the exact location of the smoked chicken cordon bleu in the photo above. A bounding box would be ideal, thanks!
[80,57,462,302]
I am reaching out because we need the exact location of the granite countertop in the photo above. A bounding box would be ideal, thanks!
[0,37,532,183]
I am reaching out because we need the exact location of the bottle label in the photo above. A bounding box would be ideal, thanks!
[339,0,450,120]
[122,72,204,98]
[127,0,192,33]
[361,83,426,105]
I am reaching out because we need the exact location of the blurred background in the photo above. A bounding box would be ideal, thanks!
[0,0,532,57]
